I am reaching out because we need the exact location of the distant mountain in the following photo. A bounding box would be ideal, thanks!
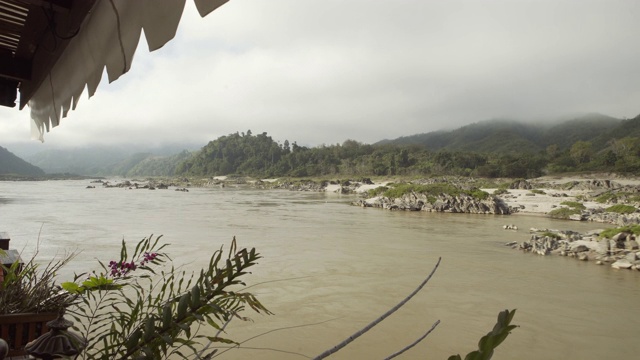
[591,114,640,148]
[0,146,45,176]
[22,144,199,176]
[376,113,627,153]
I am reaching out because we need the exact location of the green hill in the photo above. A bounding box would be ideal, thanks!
[377,113,624,153]
[0,146,45,176]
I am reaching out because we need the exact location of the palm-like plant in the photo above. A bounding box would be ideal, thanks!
[62,235,270,360]
[1,248,76,314]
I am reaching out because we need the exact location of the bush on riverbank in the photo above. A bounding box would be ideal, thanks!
[595,191,640,204]
[560,201,586,210]
[548,200,586,219]
[493,188,509,195]
[599,225,640,239]
[548,207,581,219]
[377,183,490,201]
[605,204,638,214]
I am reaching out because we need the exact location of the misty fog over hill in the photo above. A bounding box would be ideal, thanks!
[375,113,631,152]
[2,113,639,177]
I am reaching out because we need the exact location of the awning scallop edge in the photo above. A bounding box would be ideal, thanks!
[28,0,228,141]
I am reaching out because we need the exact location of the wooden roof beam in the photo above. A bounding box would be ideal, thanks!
[18,0,73,13]
[0,52,31,80]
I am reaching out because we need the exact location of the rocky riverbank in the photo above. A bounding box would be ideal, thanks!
[84,174,640,225]
[493,177,640,226]
[252,175,640,221]
[352,192,510,214]
[508,227,640,271]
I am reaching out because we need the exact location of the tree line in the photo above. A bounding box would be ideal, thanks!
[175,131,640,178]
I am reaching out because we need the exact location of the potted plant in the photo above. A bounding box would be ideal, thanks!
[0,246,77,357]
[2,235,270,359]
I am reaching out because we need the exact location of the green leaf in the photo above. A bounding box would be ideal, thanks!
[191,285,201,307]
[143,317,156,344]
[177,294,190,320]
[161,334,174,346]
[204,336,238,345]
[451,309,518,360]
[125,329,142,350]
[61,281,81,294]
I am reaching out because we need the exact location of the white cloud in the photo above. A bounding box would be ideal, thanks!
[2,0,639,149]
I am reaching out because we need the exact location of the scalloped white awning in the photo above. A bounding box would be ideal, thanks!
[28,0,228,142]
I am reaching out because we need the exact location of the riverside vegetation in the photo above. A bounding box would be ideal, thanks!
[6,113,640,179]
[175,117,640,179]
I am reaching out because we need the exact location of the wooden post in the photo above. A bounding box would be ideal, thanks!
[0,232,9,251]
[0,232,8,284]
[0,232,22,285]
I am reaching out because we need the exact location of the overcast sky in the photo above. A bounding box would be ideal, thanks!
[2,0,640,151]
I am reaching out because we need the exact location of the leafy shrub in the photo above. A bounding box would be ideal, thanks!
[62,235,269,360]
[367,186,389,197]
[382,183,441,198]
[595,192,617,204]
[548,207,581,219]
[1,249,76,314]
[605,204,637,214]
[560,201,586,210]
[493,188,509,195]
[599,225,640,239]
[541,231,561,239]
[468,188,491,200]
[381,183,490,201]
[530,189,546,195]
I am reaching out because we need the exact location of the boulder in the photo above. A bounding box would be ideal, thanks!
[597,239,610,255]
[572,245,589,253]
[568,240,601,252]
[611,259,633,269]
[611,232,628,242]
[509,179,532,189]
[624,239,639,250]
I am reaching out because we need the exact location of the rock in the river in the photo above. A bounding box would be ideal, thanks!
[512,227,640,272]
[353,190,510,215]
[569,214,585,221]
[611,259,633,269]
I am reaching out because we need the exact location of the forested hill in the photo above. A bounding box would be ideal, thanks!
[177,114,640,179]
[0,146,45,176]
[376,113,625,152]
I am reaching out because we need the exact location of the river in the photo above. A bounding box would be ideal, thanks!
[1,180,638,359]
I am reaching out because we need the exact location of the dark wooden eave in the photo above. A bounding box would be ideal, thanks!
[0,0,95,108]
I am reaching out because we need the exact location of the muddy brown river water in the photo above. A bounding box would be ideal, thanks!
[1,180,638,359]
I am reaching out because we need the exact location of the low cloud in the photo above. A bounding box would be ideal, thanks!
[1,0,639,149]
